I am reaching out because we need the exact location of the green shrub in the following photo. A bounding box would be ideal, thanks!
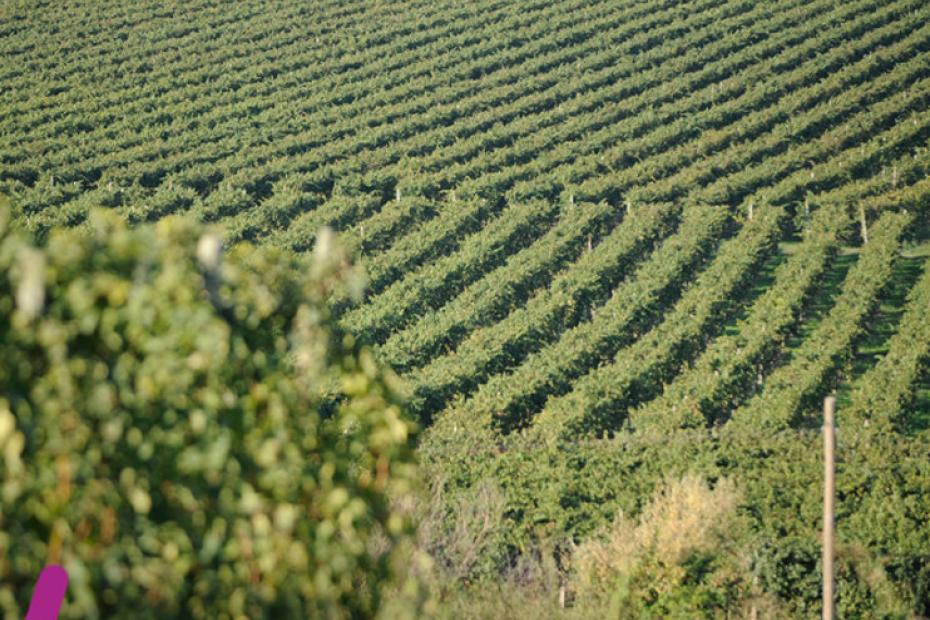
[0,208,419,619]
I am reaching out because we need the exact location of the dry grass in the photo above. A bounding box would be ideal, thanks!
[568,474,764,617]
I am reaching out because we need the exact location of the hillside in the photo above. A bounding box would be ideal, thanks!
[3,0,930,615]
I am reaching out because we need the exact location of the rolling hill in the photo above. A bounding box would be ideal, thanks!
[3,0,930,614]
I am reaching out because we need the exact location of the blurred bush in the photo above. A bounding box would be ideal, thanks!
[0,207,419,619]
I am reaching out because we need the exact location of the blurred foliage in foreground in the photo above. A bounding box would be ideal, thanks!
[0,205,421,619]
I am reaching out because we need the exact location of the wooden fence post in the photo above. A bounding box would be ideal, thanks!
[859,204,869,244]
[823,396,836,620]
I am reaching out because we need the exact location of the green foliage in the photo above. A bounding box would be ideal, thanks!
[0,210,419,619]
[404,203,678,422]
[532,205,783,440]
[376,200,617,374]
[4,0,930,615]
[422,427,930,618]
[730,210,912,431]
[630,203,845,432]
[845,256,930,432]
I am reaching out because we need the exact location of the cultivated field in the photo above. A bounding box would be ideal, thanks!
[3,0,930,615]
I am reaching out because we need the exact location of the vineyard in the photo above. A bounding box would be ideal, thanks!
[3,0,930,615]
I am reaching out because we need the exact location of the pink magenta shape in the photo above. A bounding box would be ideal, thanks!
[25,565,68,620]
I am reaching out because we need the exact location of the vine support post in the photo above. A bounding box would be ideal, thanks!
[859,204,869,244]
[823,396,836,620]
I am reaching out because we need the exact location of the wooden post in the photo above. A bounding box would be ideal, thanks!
[859,204,869,244]
[823,396,836,620]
